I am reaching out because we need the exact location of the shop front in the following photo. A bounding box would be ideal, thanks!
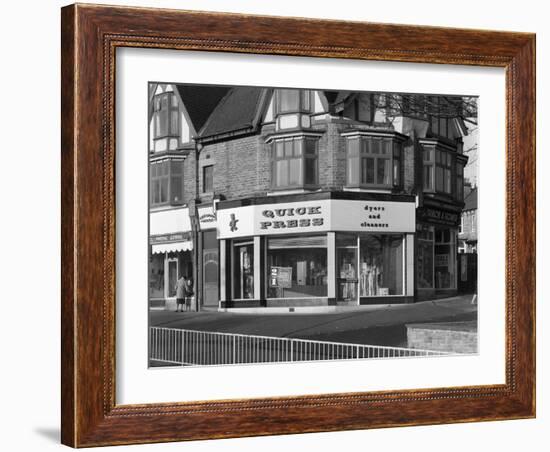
[416,205,461,300]
[216,193,416,309]
[149,207,193,309]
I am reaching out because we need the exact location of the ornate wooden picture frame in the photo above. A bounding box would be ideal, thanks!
[61,3,535,447]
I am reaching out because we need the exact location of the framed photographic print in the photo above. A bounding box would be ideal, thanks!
[61,3,535,447]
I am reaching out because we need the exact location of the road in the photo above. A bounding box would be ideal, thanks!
[150,295,477,347]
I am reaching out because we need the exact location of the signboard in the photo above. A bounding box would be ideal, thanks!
[197,205,217,230]
[417,206,460,226]
[150,207,192,235]
[270,266,292,288]
[217,199,416,239]
[150,232,191,244]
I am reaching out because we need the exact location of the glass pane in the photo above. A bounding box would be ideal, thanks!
[364,157,375,184]
[267,241,327,299]
[359,234,403,296]
[381,139,390,154]
[305,138,316,155]
[294,139,303,157]
[170,160,182,174]
[393,159,400,186]
[278,89,300,112]
[160,178,168,203]
[371,139,381,154]
[275,141,284,158]
[301,90,311,111]
[436,166,444,191]
[234,244,254,299]
[170,110,178,135]
[276,160,288,187]
[170,175,183,203]
[149,254,165,299]
[167,260,178,297]
[417,238,434,288]
[289,158,302,185]
[305,157,317,185]
[284,140,293,157]
[377,158,391,185]
[337,245,358,301]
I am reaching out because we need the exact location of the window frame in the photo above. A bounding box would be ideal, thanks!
[270,135,319,190]
[275,89,313,115]
[152,91,180,140]
[422,144,457,198]
[202,164,214,193]
[345,134,403,189]
[150,159,185,207]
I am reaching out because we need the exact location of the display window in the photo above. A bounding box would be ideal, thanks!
[267,235,327,299]
[149,253,165,299]
[434,227,457,289]
[417,225,435,289]
[359,234,404,296]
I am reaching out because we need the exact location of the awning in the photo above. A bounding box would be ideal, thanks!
[152,241,193,254]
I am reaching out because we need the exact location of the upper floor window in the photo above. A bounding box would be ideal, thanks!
[203,165,214,193]
[423,146,454,196]
[276,89,312,114]
[152,92,179,139]
[456,162,464,201]
[346,136,402,189]
[271,136,318,189]
[150,160,184,206]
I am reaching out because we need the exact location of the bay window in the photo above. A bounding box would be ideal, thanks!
[271,136,318,189]
[150,160,184,206]
[423,143,457,198]
[346,135,402,188]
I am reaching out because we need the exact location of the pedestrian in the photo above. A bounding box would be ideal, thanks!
[185,276,194,312]
[175,275,186,312]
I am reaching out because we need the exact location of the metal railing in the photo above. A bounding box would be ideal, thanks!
[149,327,448,366]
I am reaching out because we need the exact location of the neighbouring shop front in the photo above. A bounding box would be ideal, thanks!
[216,192,416,309]
[149,207,193,309]
[416,205,461,300]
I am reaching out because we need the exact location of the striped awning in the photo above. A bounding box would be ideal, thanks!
[152,241,193,254]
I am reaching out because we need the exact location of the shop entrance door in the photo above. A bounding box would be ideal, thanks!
[203,249,219,307]
[166,258,178,299]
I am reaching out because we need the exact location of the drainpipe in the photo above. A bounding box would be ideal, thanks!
[191,139,203,311]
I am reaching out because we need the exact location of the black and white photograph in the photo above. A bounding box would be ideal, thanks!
[147,83,479,367]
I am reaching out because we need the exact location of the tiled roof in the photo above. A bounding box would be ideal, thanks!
[176,85,230,133]
[199,87,266,138]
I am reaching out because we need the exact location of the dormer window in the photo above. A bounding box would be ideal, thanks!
[153,92,179,139]
[344,133,403,189]
[276,89,312,114]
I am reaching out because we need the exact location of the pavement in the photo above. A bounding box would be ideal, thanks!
[150,294,477,348]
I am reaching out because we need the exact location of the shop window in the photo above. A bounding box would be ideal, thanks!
[233,241,254,299]
[149,253,165,299]
[434,228,456,289]
[276,89,312,114]
[359,235,404,296]
[150,160,184,206]
[417,226,434,289]
[337,234,358,301]
[202,165,214,193]
[346,136,402,189]
[267,235,327,299]
[271,136,318,189]
[152,92,179,139]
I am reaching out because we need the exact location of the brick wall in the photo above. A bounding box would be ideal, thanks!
[406,323,477,354]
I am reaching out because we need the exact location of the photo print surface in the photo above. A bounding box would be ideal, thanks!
[147,83,479,368]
